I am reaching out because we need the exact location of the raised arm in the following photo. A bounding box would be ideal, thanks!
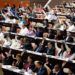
[65,43,71,51]
[55,42,61,51]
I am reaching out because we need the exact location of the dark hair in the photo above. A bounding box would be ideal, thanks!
[54,64,61,69]
[48,42,53,46]
[28,55,34,62]
[16,54,21,59]
[28,55,33,60]
[37,61,43,65]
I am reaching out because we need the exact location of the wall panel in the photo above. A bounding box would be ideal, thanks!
[0,0,30,8]
[0,0,73,8]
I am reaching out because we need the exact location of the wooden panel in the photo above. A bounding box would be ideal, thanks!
[30,0,48,6]
[0,0,30,8]
[0,0,73,8]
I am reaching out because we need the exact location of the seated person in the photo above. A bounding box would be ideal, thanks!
[31,43,37,51]
[18,38,26,49]
[63,44,73,58]
[12,54,23,69]
[52,64,64,75]
[1,26,7,33]
[55,42,65,57]
[44,42,55,55]
[27,25,36,37]
[47,22,54,30]
[23,55,35,71]
[55,30,64,40]
[3,50,13,65]
[35,38,47,52]
[10,36,20,49]
[53,18,66,31]
[44,57,52,75]
[16,27,21,34]
[3,35,11,47]
[65,32,74,43]
[34,61,47,75]
[35,28,43,37]
[19,24,29,36]
[43,32,49,38]
[48,30,55,39]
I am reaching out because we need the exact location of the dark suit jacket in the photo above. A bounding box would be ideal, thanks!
[44,47,55,55]
[66,36,74,43]
[3,56,13,65]
[37,66,47,75]
[52,70,65,75]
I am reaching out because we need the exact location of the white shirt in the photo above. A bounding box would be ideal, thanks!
[27,30,35,37]
[0,32,4,40]
[45,12,57,21]
[67,25,75,32]
[59,25,65,31]
[19,27,29,36]
[18,21,24,28]
[10,39,20,49]
[3,39,11,47]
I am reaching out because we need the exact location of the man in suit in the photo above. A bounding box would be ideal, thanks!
[34,61,47,75]
[65,32,74,43]
[45,42,55,55]
[52,64,64,75]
